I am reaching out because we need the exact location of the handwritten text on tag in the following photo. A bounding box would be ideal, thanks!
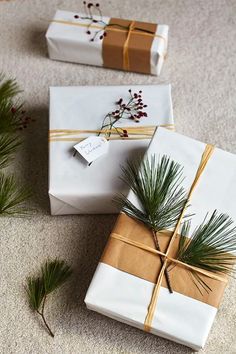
[74,136,109,164]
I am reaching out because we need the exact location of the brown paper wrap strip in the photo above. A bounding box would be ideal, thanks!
[101,213,227,308]
[102,18,157,74]
[101,143,229,332]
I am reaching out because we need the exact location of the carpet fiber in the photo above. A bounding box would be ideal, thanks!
[0,0,236,353]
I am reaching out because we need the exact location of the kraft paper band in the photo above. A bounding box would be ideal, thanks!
[102,18,158,73]
[101,144,227,332]
[49,124,175,142]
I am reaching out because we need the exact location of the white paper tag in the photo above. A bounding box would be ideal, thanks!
[74,136,109,164]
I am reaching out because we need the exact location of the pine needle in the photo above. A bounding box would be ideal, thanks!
[27,277,45,311]
[0,74,23,133]
[42,260,73,295]
[0,173,30,216]
[26,259,73,337]
[0,133,21,169]
[116,154,188,232]
[177,211,236,292]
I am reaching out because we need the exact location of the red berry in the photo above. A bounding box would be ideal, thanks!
[103,32,107,37]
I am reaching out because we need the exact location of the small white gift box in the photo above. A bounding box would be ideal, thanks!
[85,127,236,350]
[46,10,168,75]
[49,85,174,215]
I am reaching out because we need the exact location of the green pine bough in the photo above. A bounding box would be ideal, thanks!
[27,259,72,337]
[0,74,31,215]
[116,155,236,294]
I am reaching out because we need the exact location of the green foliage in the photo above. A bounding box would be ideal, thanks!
[0,173,30,215]
[42,260,73,295]
[0,74,30,215]
[0,134,21,169]
[116,154,188,232]
[26,259,73,337]
[27,277,45,311]
[0,74,23,133]
[177,211,236,293]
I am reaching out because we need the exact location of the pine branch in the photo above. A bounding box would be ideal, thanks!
[42,260,73,295]
[26,259,72,337]
[177,210,236,293]
[0,74,21,102]
[0,74,23,134]
[0,173,30,216]
[115,155,189,293]
[0,133,21,169]
[27,277,45,311]
[116,155,188,231]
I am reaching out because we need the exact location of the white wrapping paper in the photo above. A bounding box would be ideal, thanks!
[46,10,168,75]
[49,85,174,215]
[85,127,236,350]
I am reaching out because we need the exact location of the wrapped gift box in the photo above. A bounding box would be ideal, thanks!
[49,85,174,215]
[46,10,168,75]
[85,127,236,350]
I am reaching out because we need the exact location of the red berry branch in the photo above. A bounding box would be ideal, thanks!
[11,107,34,131]
[74,2,155,42]
[74,2,108,41]
[99,89,148,139]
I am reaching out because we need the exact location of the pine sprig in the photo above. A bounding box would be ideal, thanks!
[0,74,31,215]
[0,75,23,133]
[176,211,236,293]
[0,74,21,101]
[42,260,73,295]
[27,259,73,337]
[115,155,188,293]
[0,134,21,169]
[116,155,188,232]
[0,173,30,216]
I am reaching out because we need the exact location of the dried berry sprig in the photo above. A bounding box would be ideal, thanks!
[74,2,108,41]
[74,2,155,42]
[99,89,148,139]
[11,107,34,131]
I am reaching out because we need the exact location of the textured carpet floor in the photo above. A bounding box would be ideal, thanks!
[0,0,236,353]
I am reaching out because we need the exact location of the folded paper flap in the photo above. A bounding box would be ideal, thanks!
[103,18,157,73]
[101,213,227,308]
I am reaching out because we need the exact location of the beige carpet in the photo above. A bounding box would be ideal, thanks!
[0,0,236,353]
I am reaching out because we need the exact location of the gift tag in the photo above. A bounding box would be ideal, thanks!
[74,136,109,164]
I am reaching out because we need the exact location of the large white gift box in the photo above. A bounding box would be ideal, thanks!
[46,10,168,75]
[49,85,174,215]
[85,127,236,350]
